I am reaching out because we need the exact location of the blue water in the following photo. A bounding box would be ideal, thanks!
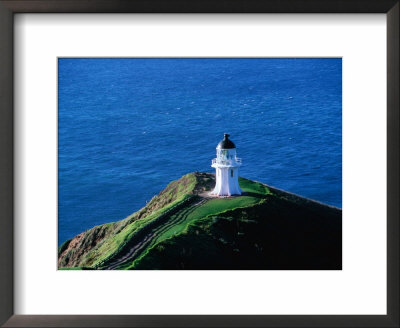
[58,58,342,245]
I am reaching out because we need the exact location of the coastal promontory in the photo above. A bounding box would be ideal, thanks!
[58,172,341,270]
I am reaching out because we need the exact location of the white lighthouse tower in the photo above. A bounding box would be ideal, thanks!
[210,133,242,197]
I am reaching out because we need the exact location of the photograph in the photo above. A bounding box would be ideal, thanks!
[1,0,397,325]
[57,58,342,270]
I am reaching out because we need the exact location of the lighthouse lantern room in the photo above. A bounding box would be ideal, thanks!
[210,134,243,197]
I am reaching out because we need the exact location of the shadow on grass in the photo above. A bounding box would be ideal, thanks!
[241,191,267,199]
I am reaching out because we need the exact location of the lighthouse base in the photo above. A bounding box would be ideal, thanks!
[210,166,242,197]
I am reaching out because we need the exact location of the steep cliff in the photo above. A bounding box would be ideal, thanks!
[58,172,341,270]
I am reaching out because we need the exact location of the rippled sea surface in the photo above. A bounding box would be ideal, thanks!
[58,58,342,245]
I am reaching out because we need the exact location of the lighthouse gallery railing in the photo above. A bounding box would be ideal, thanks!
[212,158,242,166]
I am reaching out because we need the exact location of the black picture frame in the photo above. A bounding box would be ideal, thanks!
[0,1,398,327]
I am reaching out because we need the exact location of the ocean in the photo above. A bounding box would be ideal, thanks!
[58,58,342,245]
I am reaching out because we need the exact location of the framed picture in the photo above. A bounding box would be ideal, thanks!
[0,1,398,327]
[57,57,343,272]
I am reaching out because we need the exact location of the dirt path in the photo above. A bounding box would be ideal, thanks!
[104,196,210,270]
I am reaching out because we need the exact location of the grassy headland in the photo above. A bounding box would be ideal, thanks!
[58,172,341,270]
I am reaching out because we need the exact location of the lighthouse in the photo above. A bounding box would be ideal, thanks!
[210,134,242,197]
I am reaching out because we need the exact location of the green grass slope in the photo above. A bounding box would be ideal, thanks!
[58,172,200,268]
[58,172,341,270]
[125,179,341,270]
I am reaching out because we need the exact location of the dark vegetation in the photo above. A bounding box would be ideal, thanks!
[132,195,341,270]
[58,172,342,270]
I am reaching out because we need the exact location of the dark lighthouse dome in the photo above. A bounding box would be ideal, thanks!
[217,133,236,149]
